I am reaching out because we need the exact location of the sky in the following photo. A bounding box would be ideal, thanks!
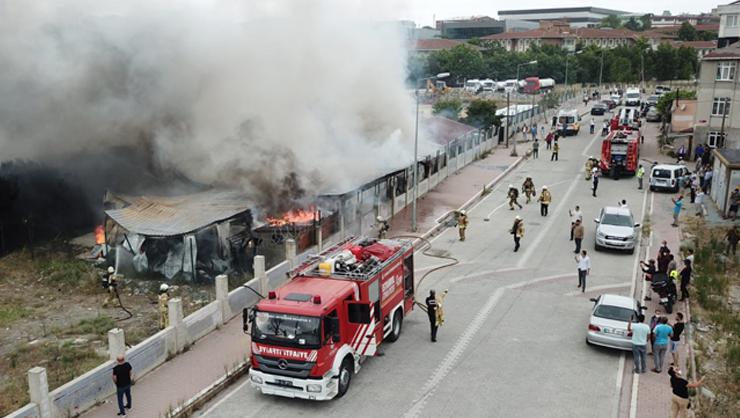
[398,0,722,27]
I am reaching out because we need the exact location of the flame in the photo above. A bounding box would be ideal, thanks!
[94,225,106,245]
[266,207,316,226]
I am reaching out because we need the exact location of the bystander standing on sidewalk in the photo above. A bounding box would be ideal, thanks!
[545,130,553,150]
[522,124,529,141]
[727,186,739,221]
[670,312,685,368]
[649,309,663,354]
[531,124,538,141]
[671,196,684,227]
[575,250,591,292]
[652,317,673,373]
[636,164,645,190]
[531,139,539,159]
[112,355,133,417]
[679,259,692,301]
[668,367,704,418]
[540,126,545,139]
[695,189,705,217]
[573,219,584,253]
[727,225,738,256]
[628,315,650,374]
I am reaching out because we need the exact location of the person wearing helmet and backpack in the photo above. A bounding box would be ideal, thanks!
[158,284,170,329]
[511,216,525,252]
[102,266,117,308]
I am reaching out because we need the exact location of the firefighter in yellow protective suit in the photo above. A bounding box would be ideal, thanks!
[435,289,449,327]
[457,210,469,241]
[522,178,536,204]
[102,266,117,307]
[585,157,595,180]
[158,284,170,329]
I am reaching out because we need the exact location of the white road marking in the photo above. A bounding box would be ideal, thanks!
[448,266,528,283]
[581,129,603,157]
[517,173,581,269]
[563,281,631,296]
[200,378,252,417]
[403,273,572,418]
[630,372,640,418]
[483,201,508,221]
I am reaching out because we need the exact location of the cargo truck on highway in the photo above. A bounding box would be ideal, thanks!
[244,236,415,400]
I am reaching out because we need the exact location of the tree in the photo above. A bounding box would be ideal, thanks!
[623,17,641,32]
[433,99,463,120]
[426,45,485,83]
[600,14,623,29]
[656,90,697,119]
[464,99,500,129]
[639,14,652,31]
[675,47,698,80]
[677,22,697,41]
[654,43,676,81]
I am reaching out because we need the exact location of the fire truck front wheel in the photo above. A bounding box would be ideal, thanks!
[386,311,403,342]
[336,357,354,398]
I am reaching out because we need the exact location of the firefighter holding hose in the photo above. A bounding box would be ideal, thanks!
[102,266,118,308]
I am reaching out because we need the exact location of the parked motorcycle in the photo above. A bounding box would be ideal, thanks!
[650,273,677,314]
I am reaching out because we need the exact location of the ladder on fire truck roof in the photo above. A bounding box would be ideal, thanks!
[290,236,410,281]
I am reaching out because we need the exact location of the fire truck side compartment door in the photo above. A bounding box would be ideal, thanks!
[346,302,371,324]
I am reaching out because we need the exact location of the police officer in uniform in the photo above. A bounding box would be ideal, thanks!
[158,284,170,329]
[425,290,438,342]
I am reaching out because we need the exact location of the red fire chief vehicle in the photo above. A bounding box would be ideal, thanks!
[599,129,641,179]
[243,236,414,400]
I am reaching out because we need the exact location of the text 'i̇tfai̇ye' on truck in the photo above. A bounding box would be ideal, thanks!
[242,236,415,400]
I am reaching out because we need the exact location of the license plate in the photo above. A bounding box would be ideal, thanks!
[275,379,292,387]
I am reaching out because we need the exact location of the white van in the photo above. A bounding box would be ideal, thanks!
[624,88,641,107]
[464,79,482,93]
[556,109,581,136]
[649,164,690,192]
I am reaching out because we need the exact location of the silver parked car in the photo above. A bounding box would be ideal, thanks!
[594,206,640,253]
[645,106,661,122]
[586,294,644,351]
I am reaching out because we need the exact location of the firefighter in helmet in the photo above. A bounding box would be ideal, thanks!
[522,177,536,204]
[435,289,449,327]
[507,184,522,210]
[376,216,389,239]
[158,284,170,329]
[102,266,117,308]
[457,210,469,241]
[585,156,595,180]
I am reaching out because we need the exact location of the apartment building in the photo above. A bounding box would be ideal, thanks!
[716,1,740,47]
[694,42,740,149]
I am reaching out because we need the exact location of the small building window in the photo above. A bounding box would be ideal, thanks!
[726,14,739,27]
[707,131,724,148]
[716,61,736,81]
[712,97,731,116]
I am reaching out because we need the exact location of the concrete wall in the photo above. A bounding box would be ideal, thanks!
[4,403,39,418]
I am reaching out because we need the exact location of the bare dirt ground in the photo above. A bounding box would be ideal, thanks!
[0,240,217,415]
[682,218,739,417]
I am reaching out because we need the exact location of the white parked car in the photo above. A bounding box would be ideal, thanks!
[649,164,690,193]
[586,294,645,351]
[593,206,640,253]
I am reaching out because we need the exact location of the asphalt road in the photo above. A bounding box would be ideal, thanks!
[198,109,649,418]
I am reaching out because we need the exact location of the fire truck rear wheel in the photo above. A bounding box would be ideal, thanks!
[386,311,403,342]
[336,357,354,398]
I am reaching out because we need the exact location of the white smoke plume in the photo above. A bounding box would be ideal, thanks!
[0,0,418,212]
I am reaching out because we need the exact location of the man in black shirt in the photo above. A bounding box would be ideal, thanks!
[668,367,704,417]
[670,312,685,368]
[425,290,438,342]
[112,355,133,416]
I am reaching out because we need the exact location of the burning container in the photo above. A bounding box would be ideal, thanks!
[103,190,257,281]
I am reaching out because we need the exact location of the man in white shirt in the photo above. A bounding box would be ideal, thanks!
[628,315,651,374]
[575,250,591,293]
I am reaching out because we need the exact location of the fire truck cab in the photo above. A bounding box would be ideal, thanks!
[599,129,641,178]
[245,237,414,401]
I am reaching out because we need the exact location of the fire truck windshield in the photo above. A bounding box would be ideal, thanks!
[253,311,321,348]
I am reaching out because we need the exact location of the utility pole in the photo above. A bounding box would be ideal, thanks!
[598,50,605,91]
[505,91,510,148]
[511,92,518,157]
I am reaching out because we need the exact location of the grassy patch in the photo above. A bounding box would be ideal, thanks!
[0,341,105,415]
[0,303,30,327]
[37,258,97,290]
[71,316,116,336]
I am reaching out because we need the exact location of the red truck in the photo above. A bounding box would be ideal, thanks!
[599,129,641,178]
[244,236,415,400]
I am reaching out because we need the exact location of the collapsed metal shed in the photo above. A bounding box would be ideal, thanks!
[104,190,256,281]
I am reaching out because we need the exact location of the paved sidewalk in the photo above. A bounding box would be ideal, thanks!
[80,138,524,418]
[82,319,249,418]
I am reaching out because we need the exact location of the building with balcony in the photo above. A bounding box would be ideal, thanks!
[694,42,740,149]
[716,1,740,47]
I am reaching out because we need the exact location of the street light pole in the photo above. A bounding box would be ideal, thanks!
[598,50,605,90]
[516,60,538,83]
[411,72,449,232]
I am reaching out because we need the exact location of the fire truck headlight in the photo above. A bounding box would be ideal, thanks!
[250,375,263,384]
[306,384,322,393]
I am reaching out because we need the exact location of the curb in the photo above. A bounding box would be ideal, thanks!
[168,362,250,417]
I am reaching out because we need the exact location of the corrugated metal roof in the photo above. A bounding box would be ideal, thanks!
[105,190,252,236]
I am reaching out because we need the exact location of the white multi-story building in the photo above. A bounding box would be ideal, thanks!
[716,1,740,47]
[694,42,740,149]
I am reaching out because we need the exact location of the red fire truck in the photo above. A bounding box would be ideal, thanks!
[599,129,641,178]
[244,236,415,400]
